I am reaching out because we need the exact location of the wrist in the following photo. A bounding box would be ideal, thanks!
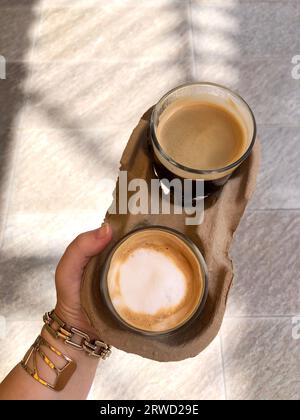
[18,309,110,397]
[44,309,111,361]
[54,304,98,340]
[41,326,99,367]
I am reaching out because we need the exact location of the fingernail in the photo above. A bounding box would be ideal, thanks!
[96,223,110,239]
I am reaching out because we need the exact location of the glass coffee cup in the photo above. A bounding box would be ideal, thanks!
[150,82,257,198]
[100,226,208,336]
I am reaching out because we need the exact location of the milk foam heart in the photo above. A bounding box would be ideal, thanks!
[106,229,205,333]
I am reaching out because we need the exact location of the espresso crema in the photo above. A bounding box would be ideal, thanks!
[156,99,248,171]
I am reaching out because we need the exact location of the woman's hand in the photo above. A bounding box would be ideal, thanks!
[0,224,113,400]
[55,224,112,335]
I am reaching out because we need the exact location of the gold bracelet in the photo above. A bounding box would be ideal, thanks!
[21,335,76,391]
[43,310,111,360]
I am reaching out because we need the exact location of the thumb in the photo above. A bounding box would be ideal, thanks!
[56,223,112,281]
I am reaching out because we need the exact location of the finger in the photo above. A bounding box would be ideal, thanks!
[56,223,112,280]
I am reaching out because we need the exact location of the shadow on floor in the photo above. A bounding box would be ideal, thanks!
[0,2,40,233]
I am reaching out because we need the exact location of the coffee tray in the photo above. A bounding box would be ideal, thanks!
[81,108,260,362]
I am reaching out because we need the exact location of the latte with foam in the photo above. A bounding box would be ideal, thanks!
[103,228,206,333]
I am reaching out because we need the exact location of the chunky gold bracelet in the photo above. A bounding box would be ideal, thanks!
[43,310,111,360]
[21,335,76,391]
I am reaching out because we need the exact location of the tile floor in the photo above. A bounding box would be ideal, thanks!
[0,0,300,400]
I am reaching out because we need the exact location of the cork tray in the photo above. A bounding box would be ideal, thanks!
[81,108,260,362]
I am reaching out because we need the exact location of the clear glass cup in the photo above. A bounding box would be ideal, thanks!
[150,82,257,197]
[100,226,208,336]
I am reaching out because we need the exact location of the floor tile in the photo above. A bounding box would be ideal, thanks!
[0,323,224,401]
[0,252,56,321]
[250,125,300,209]
[2,212,106,258]
[227,211,300,316]
[33,1,191,63]
[92,335,224,400]
[194,57,300,126]
[18,60,190,131]
[0,6,42,62]
[0,1,42,7]
[191,0,300,60]
[222,317,300,400]
[8,128,125,214]
[236,59,300,126]
[0,320,42,380]
[0,128,20,243]
[0,212,105,321]
[42,0,100,6]
[0,64,29,130]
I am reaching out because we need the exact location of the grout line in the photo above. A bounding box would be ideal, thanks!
[3,107,300,129]
[4,51,299,65]
[219,332,228,401]
[247,209,300,212]
[0,4,46,250]
[257,123,300,128]
[1,126,135,133]
[224,315,297,319]
[2,57,201,64]
[188,0,196,80]
[3,59,300,71]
